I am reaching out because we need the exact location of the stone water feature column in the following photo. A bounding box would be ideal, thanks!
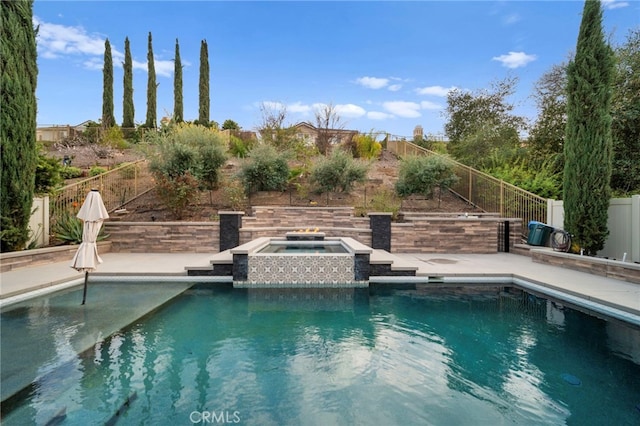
[219,211,243,252]
[369,212,392,252]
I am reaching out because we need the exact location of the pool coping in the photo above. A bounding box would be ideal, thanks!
[3,270,639,330]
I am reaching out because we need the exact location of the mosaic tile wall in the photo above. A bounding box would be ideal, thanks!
[247,254,355,285]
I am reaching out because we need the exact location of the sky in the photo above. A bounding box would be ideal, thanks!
[33,0,639,138]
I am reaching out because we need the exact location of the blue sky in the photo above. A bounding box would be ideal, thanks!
[34,0,639,138]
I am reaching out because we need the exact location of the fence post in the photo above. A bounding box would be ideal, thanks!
[632,194,640,263]
[500,180,504,217]
[468,167,472,203]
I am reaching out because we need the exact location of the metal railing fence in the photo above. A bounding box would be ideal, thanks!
[387,140,547,236]
[50,160,154,226]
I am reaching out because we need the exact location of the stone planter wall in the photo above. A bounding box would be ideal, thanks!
[104,222,218,253]
[0,241,112,273]
[531,249,640,284]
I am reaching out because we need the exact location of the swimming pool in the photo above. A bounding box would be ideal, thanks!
[2,282,639,425]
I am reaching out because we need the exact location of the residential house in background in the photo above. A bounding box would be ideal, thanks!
[36,120,95,143]
[293,122,359,147]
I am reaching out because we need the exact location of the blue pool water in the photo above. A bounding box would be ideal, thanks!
[1,283,640,425]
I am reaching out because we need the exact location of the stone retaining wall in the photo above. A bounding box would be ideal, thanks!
[531,249,640,284]
[0,242,112,272]
[2,209,520,270]
[104,222,218,253]
[391,217,521,254]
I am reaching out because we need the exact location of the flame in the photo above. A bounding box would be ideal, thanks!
[295,228,321,233]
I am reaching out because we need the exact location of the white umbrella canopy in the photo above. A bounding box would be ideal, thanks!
[76,190,109,222]
[70,190,109,304]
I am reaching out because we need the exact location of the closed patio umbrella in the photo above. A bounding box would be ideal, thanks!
[70,189,109,304]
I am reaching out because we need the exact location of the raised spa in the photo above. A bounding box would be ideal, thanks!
[230,235,372,287]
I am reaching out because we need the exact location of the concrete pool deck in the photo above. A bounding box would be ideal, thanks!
[1,252,638,318]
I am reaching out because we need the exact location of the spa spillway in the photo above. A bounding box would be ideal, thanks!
[230,233,372,287]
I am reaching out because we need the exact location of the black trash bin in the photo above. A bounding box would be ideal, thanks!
[527,221,554,246]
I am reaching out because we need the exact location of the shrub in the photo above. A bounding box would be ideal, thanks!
[198,143,227,191]
[229,135,251,158]
[309,149,369,194]
[352,133,382,159]
[52,210,109,244]
[35,154,64,194]
[100,125,128,150]
[89,166,108,176]
[170,122,226,148]
[220,177,248,211]
[395,155,459,205]
[155,172,200,219]
[238,144,290,194]
[60,166,84,179]
[147,124,228,216]
[368,188,402,219]
[484,157,561,199]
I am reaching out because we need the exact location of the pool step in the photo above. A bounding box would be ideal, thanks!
[186,250,234,276]
[370,249,418,276]
[186,248,419,278]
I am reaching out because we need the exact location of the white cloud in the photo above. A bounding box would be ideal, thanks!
[154,59,175,77]
[34,17,105,58]
[34,16,174,77]
[335,104,366,118]
[368,111,394,120]
[388,84,402,92]
[602,0,629,9]
[382,101,422,118]
[355,76,389,89]
[82,57,103,71]
[492,51,537,69]
[420,100,442,110]
[415,85,456,97]
[503,13,521,25]
[261,101,287,111]
[288,102,312,114]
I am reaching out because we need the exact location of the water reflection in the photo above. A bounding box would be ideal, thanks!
[2,285,640,425]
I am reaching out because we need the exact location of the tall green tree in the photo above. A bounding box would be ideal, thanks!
[563,0,614,255]
[611,28,640,194]
[198,39,210,126]
[102,38,115,128]
[1,0,38,251]
[528,63,567,168]
[444,77,527,169]
[122,36,135,130]
[222,119,240,130]
[145,32,157,129]
[173,38,183,123]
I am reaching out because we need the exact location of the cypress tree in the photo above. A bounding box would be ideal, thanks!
[102,38,115,128]
[563,0,614,255]
[145,32,157,129]
[122,36,135,130]
[174,38,183,123]
[0,0,38,251]
[198,39,210,126]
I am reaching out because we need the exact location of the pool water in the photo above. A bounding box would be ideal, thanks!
[2,284,640,425]
[257,242,349,254]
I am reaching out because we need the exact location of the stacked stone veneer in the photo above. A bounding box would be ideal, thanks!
[101,208,520,254]
[0,242,112,272]
[104,222,218,253]
[531,250,640,284]
[391,217,521,254]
